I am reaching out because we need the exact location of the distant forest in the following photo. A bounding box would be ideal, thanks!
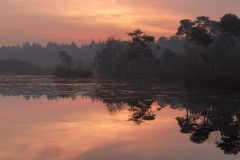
[0,41,100,68]
[1,13,240,88]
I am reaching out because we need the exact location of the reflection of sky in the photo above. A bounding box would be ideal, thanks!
[0,0,240,45]
[0,96,239,160]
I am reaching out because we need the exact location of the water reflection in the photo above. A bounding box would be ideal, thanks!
[176,97,240,155]
[0,76,240,158]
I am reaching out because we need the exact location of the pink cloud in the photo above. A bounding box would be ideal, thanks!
[0,0,239,45]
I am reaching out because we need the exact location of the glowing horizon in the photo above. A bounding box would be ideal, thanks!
[0,0,240,45]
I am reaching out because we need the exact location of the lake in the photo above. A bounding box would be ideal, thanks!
[0,76,240,160]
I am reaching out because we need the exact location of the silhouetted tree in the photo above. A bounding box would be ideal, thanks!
[220,14,240,37]
[58,51,73,71]
[94,37,125,78]
[176,19,195,46]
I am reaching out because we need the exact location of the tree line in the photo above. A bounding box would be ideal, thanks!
[0,41,101,67]
[92,13,240,88]
[1,13,240,88]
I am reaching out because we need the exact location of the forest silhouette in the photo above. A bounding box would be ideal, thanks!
[1,13,240,89]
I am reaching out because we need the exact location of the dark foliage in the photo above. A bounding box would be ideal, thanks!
[53,51,92,78]
[0,59,45,74]
[1,13,240,89]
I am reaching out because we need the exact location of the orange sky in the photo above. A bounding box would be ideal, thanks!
[0,0,240,45]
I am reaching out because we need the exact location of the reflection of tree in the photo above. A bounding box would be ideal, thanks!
[93,82,160,124]
[190,124,213,144]
[218,122,240,155]
[1,76,240,155]
[176,107,197,133]
[216,103,240,155]
[128,100,156,124]
[190,105,214,144]
[175,97,240,155]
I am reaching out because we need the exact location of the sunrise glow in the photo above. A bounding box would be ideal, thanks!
[1,0,240,45]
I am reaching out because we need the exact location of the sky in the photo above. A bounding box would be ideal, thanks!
[0,0,240,45]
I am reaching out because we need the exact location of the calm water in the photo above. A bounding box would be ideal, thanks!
[0,76,240,160]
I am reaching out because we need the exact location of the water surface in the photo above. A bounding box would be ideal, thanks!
[0,76,240,160]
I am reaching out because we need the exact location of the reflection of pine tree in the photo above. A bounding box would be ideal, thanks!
[190,106,214,144]
[176,108,198,133]
[217,136,240,155]
[128,100,156,124]
[217,111,240,155]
